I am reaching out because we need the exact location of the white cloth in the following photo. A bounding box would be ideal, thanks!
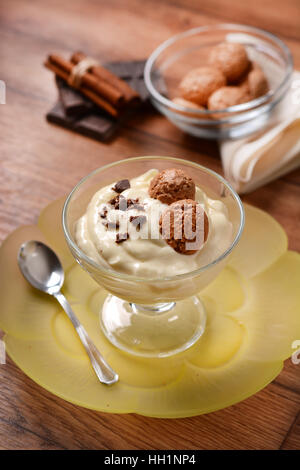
[220,71,300,194]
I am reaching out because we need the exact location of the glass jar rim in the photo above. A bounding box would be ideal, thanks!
[144,23,293,118]
[62,156,245,283]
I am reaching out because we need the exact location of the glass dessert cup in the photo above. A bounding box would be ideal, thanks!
[63,157,244,357]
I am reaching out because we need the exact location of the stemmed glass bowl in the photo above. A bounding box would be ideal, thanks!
[63,157,244,357]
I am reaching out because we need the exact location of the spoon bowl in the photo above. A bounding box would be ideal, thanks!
[18,241,64,295]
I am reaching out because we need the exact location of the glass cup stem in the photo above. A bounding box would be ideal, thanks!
[130,302,176,315]
[100,294,206,358]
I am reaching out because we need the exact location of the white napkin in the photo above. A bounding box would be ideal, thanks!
[220,71,300,194]
[219,33,300,194]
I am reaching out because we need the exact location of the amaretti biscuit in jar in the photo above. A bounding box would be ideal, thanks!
[179,66,226,106]
[171,97,206,117]
[239,62,269,99]
[208,86,250,111]
[209,42,250,82]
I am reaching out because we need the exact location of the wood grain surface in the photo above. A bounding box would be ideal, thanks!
[0,0,299,450]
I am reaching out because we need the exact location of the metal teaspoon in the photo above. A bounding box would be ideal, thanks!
[18,240,118,386]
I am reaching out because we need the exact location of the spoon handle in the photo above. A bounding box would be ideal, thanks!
[54,292,119,385]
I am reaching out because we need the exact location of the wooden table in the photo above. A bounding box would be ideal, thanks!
[1,0,299,450]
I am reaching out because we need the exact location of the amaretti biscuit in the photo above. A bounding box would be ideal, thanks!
[179,66,226,106]
[149,168,195,205]
[209,42,250,82]
[239,62,269,99]
[160,199,209,255]
[208,86,250,111]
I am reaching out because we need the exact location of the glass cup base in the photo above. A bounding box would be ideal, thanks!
[100,294,206,358]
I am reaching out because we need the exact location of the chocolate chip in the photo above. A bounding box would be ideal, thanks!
[99,207,108,218]
[127,198,138,208]
[108,195,143,211]
[108,194,120,208]
[125,198,145,211]
[112,179,131,193]
[116,232,129,243]
[109,194,127,210]
[130,215,147,230]
[103,221,120,229]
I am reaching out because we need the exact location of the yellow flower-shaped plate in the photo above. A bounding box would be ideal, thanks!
[0,198,299,418]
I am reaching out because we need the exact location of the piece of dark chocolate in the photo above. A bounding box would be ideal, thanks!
[116,232,129,243]
[106,60,146,79]
[113,179,131,193]
[127,199,144,211]
[109,194,126,210]
[46,101,77,127]
[99,207,108,218]
[76,113,118,141]
[56,76,92,118]
[108,195,144,211]
[46,101,118,142]
[125,77,149,102]
[103,221,120,229]
[130,215,147,230]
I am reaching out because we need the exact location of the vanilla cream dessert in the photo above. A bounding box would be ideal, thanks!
[75,169,233,278]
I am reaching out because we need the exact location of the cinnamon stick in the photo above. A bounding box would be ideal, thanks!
[44,59,119,117]
[48,54,124,107]
[71,51,140,104]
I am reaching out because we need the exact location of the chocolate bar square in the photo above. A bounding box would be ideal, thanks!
[125,77,149,102]
[56,77,93,118]
[106,60,146,79]
[46,101,118,142]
